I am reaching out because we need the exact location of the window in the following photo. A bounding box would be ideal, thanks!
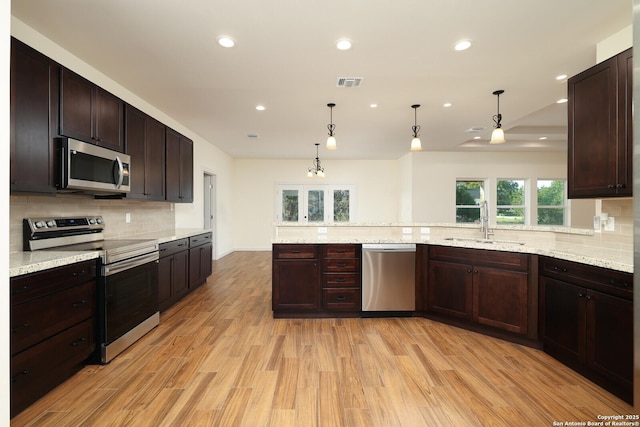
[456,180,485,223]
[537,179,566,225]
[496,179,525,225]
[276,185,355,223]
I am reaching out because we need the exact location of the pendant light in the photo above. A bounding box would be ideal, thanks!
[410,104,423,151]
[490,90,506,144]
[326,103,337,150]
[307,143,325,178]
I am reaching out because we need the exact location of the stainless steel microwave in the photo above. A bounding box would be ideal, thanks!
[58,138,131,194]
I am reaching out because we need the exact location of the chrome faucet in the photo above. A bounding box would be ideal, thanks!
[480,200,494,240]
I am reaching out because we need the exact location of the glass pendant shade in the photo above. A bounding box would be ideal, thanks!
[410,137,422,151]
[490,127,506,144]
[326,135,337,150]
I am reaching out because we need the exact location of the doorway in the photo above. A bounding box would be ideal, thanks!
[203,172,216,259]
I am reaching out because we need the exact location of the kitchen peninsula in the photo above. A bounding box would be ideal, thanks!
[272,221,634,403]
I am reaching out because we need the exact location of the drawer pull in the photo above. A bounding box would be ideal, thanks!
[12,286,30,296]
[609,279,630,288]
[336,278,346,282]
[336,250,346,253]
[552,266,568,273]
[336,296,346,301]
[578,293,584,298]
[11,323,31,333]
[73,300,88,308]
[11,370,30,383]
[336,263,347,267]
[71,337,87,347]
[290,250,302,254]
[72,269,89,277]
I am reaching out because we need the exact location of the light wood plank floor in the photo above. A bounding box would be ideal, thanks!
[12,251,635,426]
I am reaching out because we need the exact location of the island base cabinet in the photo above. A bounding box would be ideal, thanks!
[272,244,361,317]
[272,260,320,312]
[474,267,528,334]
[425,247,530,337]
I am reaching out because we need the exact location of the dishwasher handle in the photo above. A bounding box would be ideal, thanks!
[362,243,416,252]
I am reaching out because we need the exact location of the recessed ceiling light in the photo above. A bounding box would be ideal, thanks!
[443,102,452,108]
[217,35,236,48]
[555,74,568,81]
[255,105,266,111]
[336,39,352,50]
[370,103,378,108]
[557,98,568,104]
[454,40,471,51]
[539,136,548,140]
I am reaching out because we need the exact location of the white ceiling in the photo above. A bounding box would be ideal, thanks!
[11,0,632,160]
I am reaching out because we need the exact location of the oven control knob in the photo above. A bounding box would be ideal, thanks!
[89,218,96,224]
[35,221,46,228]
[46,220,56,228]
[96,217,103,224]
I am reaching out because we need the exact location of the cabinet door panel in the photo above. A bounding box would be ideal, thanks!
[272,260,320,311]
[427,260,472,320]
[473,267,528,334]
[541,277,585,363]
[60,68,93,142]
[173,250,190,299]
[158,256,172,310]
[94,87,123,151]
[145,117,166,200]
[10,38,58,194]
[586,290,632,388]
[617,48,633,196]
[124,106,147,199]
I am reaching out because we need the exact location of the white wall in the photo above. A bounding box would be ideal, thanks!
[11,18,235,258]
[232,158,399,250]
[409,151,570,224]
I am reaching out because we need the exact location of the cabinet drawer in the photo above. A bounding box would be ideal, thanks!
[11,281,96,355]
[273,244,318,259]
[189,232,213,248]
[159,238,188,258]
[322,244,359,258]
[429,245,528,272]
[539,256,632,299]
[322,288,361,311]
[324,258,359,272]
[11,318,95,417]
[11,260,96,305]
[322,273,360,288]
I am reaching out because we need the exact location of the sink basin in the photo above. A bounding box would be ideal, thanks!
[443,237,525,246]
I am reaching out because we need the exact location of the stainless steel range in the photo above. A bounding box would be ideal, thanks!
[23,216,160,364]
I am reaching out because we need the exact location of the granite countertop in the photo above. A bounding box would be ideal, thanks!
[10,228,212,278]
[273,236,633,274]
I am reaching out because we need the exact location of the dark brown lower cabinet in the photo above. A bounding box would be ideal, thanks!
[10,260,97,418]
[539,256,633,403]
[158,238,189,311]
[189,232,213,290]
[425,245,532,338]
[272,244,362,318]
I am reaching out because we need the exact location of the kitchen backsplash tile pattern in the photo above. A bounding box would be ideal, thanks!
[10,195,175,252]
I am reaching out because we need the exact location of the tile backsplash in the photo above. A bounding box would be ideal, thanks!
[10,194,175,252]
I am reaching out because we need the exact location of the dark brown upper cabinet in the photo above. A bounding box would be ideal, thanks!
[125,105,166,201]
[567,48,632,198]
[60,67,124,152]
[165,128,194,203]
[10,37,59,194]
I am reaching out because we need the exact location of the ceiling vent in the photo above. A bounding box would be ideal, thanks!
[336,77,363,88]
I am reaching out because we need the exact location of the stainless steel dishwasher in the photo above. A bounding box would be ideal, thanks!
[361,243,416,314]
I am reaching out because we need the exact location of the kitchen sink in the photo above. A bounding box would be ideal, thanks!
[443,237,525,246]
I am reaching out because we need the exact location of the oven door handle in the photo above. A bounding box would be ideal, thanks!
[102,252,159,276]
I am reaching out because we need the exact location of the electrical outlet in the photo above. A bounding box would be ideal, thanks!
[604,216,615,232]
[317,227,327,234]
[420,227,430,234]
[593,216,601,232]
[402,227,412,234]
[125,213,131,223]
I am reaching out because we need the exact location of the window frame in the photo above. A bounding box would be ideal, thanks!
[496,178,528,225]
[275,184,356,223]
[536,178,567,226]
[455,179,487,224]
